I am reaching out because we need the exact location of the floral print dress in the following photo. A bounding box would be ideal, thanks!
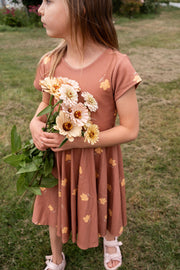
[32,48,142,249]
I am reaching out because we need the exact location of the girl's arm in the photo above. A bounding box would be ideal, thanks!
[42,86,139,151]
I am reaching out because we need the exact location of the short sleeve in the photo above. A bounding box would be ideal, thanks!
[112,54,142,101]
[34,55,51,91]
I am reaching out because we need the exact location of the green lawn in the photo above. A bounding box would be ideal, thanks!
[0,7,180,270]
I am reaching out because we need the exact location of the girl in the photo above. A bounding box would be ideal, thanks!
[30,0,142,269]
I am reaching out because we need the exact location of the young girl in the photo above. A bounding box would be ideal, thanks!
[30,0,142,269]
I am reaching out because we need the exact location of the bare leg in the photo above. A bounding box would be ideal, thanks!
[105,230,120,268]
[49,226,63,265]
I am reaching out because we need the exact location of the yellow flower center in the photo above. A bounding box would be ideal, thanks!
[54,84,60,90]
[74,110,82,119]
[68,108,72,113]
[67,90,73,98]
[88,97,94,104]
[89,131,95,138]
[63,122,73,131]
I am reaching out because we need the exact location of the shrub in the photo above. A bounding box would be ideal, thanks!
[120,0,144,17]
[113,0,161,16]
[1,8,23,27]
[112,0,123,13]
[27,5,41,26]
[0,6,41,27]
[140,0,160,14]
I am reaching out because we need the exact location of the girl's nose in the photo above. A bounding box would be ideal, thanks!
[38,3,44,16]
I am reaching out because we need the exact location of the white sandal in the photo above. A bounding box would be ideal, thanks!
[44,253,66,270]
[103,237,123,270]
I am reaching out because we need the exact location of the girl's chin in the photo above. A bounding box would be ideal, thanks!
[46,30,64,39]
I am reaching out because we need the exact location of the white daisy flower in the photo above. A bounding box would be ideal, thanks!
[61,103,73,114]
[70,103,90,126]
[59,77,81,92]
[84,124,99,145]
[59,84,78,106]
[40,77,63,98]
[81,92,98,112]
[54,111,82,142]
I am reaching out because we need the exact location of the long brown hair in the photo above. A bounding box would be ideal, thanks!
[45,0,119,76]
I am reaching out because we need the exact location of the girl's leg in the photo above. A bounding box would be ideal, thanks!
[49,226,63,265]
[105,230,120,268]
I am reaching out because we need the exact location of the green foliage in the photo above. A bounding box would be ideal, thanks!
[21,0,42,8]
[3,126,58,198]
[113,0,161,16]
[11,125,21,153]
[0,7,41,27]
[120,0,143,17]
[112,0,123,13]
[140,0,160,14]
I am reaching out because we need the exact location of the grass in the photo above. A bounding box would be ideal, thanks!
[0,7,180,270]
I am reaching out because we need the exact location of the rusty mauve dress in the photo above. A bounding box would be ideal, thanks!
[32,48,142,250]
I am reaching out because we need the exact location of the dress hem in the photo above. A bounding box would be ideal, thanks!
[32,218,127,250]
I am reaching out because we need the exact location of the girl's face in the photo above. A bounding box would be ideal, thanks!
[38,0,71,39]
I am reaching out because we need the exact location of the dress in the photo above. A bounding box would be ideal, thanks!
[32,48,142,250]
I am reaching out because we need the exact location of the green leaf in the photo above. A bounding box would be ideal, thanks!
[26,186,42,195]
[32,156,43,167]
[11,125,21,153]
[40,175,58,188]
[44,154,54,176]
[3,153,25,167]
[16,174,28,195]
[52,99,63,109]
[16,162,38,174]
[59,138,68,148]
[37,105,52,117]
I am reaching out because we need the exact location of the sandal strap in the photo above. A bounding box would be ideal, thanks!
[104,237,123,248]
[104,253,122,264]
[45,260,60,270]
[44,253,66,270]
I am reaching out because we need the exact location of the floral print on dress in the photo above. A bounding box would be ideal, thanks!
[83,215,90,223]
[72,189,77,196]
[121,178,125,187]
[61,178,67,187]
[58,191,62,197]
[79,166,83,174]
[48,205,54,212]
[80,193,89,201]
[109,209,112,217]
[109,158,117,167]
[107,184,112,192]
[100,79,111,90]
[99,198,107,205]
[43,56,50,65]
[95,147,103,154]
[133,73,142,84]
[62,227,68,234]
[65,154,71,161]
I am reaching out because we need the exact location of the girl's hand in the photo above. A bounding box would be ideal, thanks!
[42,133,87,152]
[29,118,47,151]
[41,132,69,151]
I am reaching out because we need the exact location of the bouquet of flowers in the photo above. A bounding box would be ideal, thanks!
[3,77,99,201]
